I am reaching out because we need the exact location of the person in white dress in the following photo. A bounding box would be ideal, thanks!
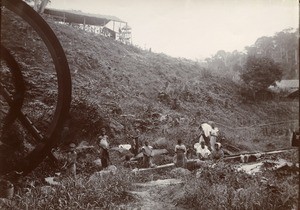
[196,141,211,160]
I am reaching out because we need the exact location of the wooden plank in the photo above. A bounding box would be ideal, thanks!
[224,148,296,159]
[133,163,175,172]
[133,179,182,187]
[132,148,297,172]
[223,148,297,162]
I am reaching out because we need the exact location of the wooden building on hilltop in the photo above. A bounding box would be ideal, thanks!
[44,8,132,44]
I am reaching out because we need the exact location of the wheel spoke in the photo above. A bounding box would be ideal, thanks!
[1,0,72,177]
[0,83,44,142]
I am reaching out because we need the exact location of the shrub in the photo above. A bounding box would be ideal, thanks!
[8,169,134,209]
[240,56,282,100]
[176,163,298,209]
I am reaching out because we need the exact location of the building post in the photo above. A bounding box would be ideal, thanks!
[83,17,86,31]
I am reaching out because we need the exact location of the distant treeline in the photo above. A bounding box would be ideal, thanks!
[203,28,299,80]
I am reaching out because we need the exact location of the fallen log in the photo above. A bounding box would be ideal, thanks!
[223,148,297,162]
[132,163,175,172]
[131,148,297,172]
[132,159,197,172]
[133,179,183,187]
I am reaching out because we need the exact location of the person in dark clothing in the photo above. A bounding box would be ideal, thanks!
[67,143,77,177]
[199,125,210,148]
[98,128,110,169]
[174,139,187,168]
[141,141,153,168]
[211,143,224,160]
[99,147,109,168]
[131,136,139,156]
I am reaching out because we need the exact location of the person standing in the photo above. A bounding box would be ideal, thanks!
[67,143,77,178]
[99,128,110,169]
[141,141,153,168]
[211,143,224,160]
[209,123,219,151]
[199,123,211,148]
[131,129,140,157]
[174,139,187,168]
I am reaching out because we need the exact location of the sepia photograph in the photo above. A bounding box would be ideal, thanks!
[0,0,299,209]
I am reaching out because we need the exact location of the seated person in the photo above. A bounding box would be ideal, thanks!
[123,155,138,168]
[196,141,211,160]
[211,142,224,160]
[186,145,194,159]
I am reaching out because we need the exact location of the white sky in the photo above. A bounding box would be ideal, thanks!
[49,0,299,60]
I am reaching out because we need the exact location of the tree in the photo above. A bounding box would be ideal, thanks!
[25,0,50,13]
[240,55,283,99]
[245,28,298,79]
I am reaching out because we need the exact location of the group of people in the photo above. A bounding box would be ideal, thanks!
[97,121,223,170]
[97,127,155,169]
[99,128,157,169]
[195,122,224,160]
[173,122,224,168]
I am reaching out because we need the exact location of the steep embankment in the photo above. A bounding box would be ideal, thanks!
[1,10,298,153]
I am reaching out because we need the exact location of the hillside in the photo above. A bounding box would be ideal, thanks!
[1,10,299,154]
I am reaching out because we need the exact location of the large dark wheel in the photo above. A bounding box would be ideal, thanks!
[0,0,71,177]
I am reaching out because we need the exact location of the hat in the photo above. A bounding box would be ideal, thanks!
[69,143,76,151]
[69,143,76,148]
[215,142,221,148]
[208,121,215,127]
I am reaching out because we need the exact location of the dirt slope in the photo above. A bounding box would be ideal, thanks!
[1,11,298,153]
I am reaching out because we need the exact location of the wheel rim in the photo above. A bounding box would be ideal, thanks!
[0,0,72,176]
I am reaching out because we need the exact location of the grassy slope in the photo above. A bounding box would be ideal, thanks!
[2,11,298,153]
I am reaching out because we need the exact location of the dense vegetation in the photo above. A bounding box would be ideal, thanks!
[204,28,299,80]
[167,156,298,209]
[240,55,283,99]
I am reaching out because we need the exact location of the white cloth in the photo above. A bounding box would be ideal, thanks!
[99,135,109,149]
[142,146,153,157]
[119,144,131,150]
[201,123,212,137]
[210,127,219,137]
[199,135,205,143]
[175,144,187,153]
[196,145,211,158]
[194,143,200,150]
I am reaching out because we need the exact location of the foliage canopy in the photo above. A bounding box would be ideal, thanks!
[240,55,283,93]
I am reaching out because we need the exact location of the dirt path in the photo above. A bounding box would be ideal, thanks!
[125,179,185,210]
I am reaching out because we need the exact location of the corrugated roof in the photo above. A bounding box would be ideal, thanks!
[275,80,299,89]
[44,8,126,26]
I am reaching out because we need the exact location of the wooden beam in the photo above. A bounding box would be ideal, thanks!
[133,163,175,172]
[132,148,297,172]
[83,17,86,31]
